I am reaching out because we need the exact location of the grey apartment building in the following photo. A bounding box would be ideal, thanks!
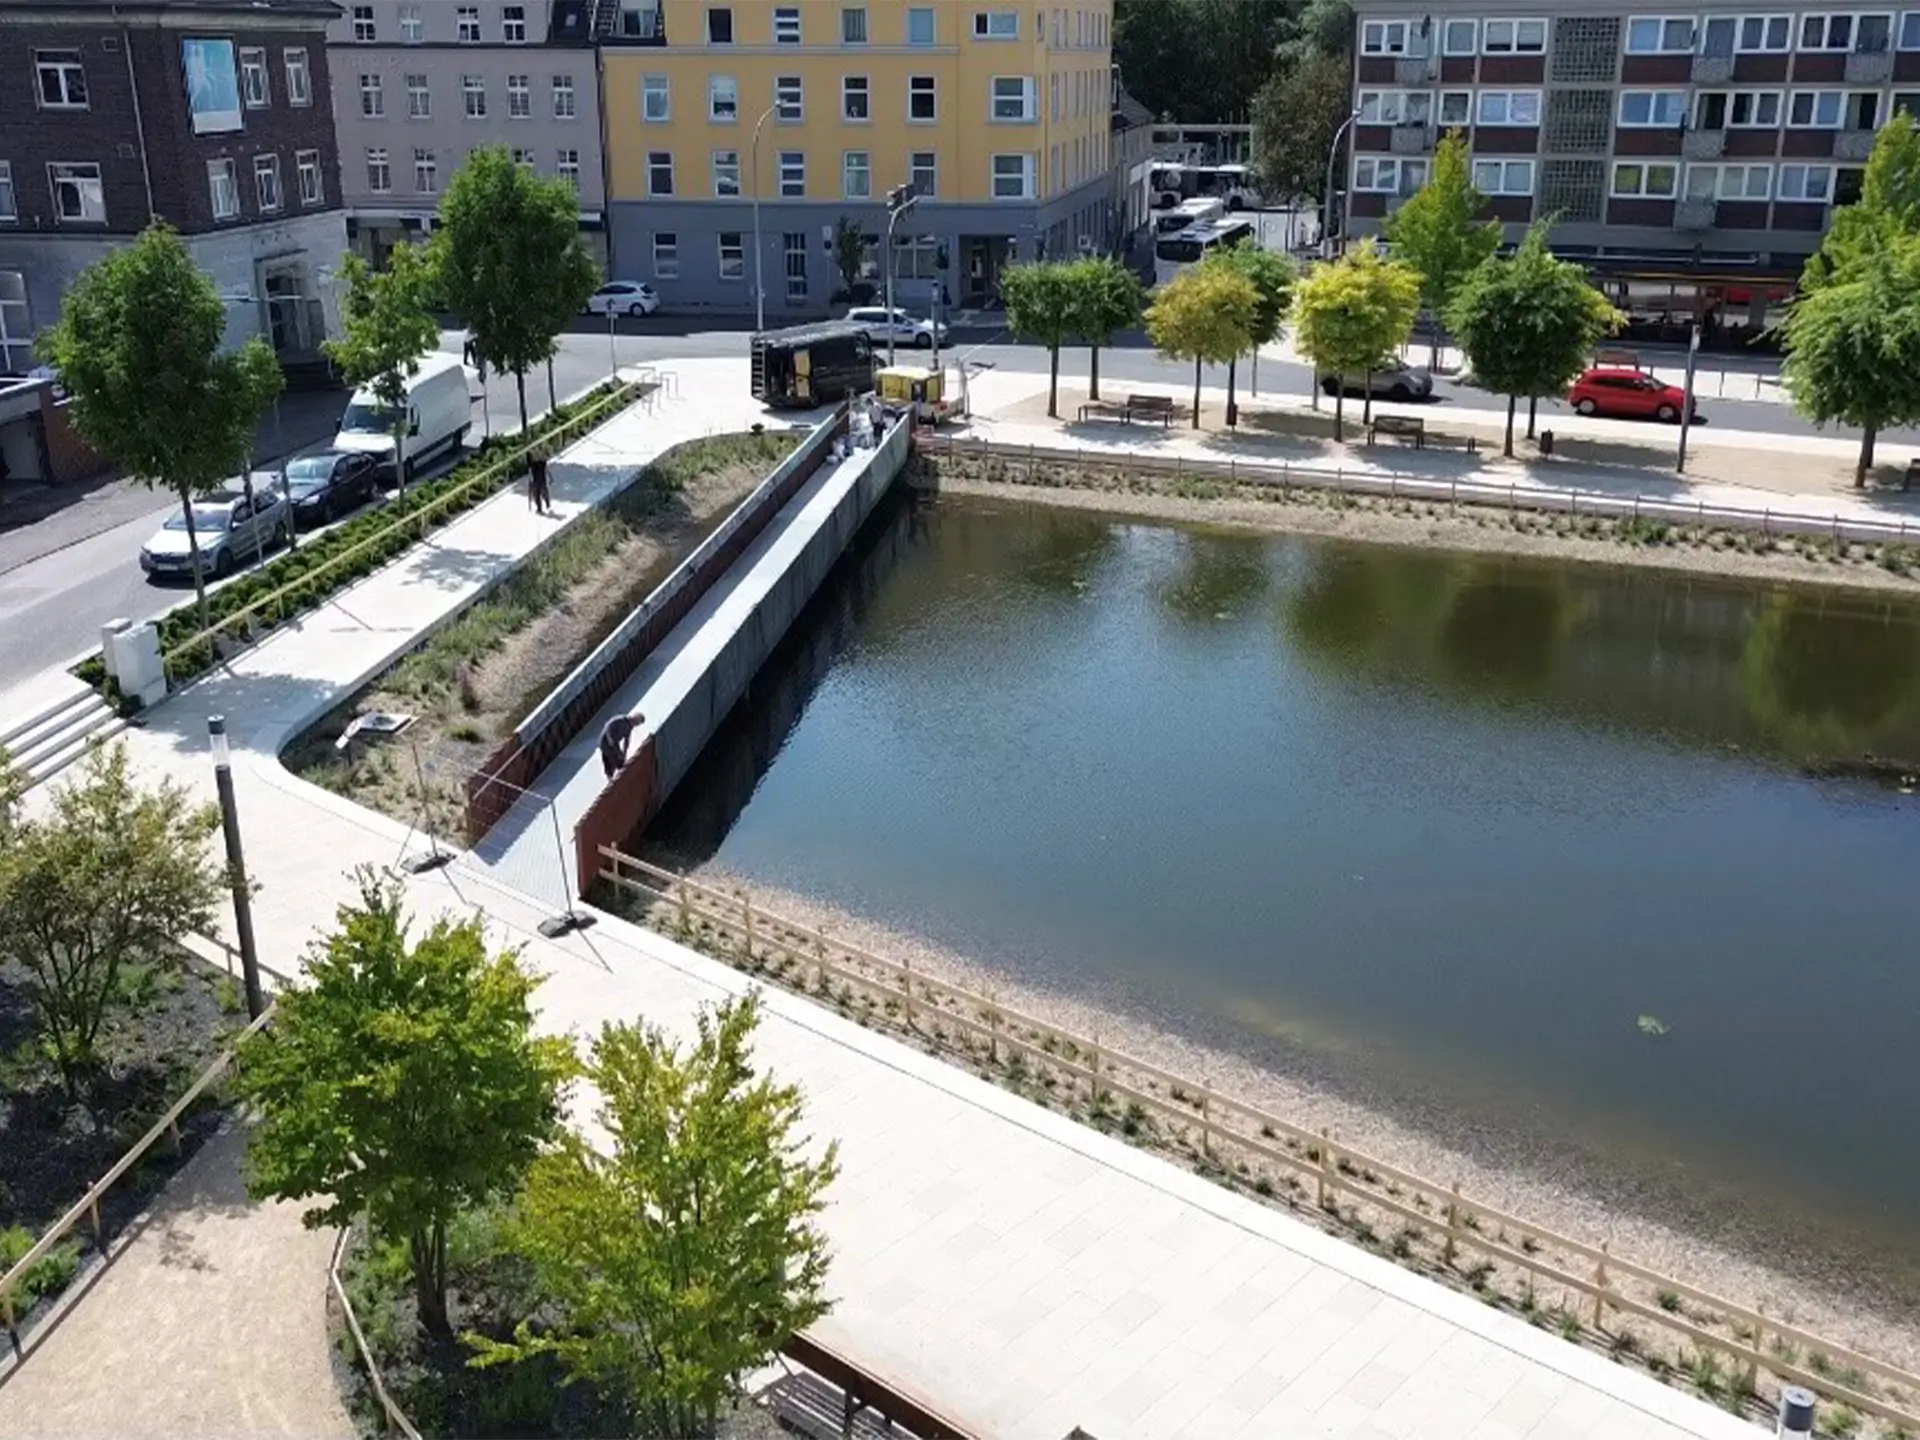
[0,0,348,376]
[1346,2,1920,336]
[326,0,607,268]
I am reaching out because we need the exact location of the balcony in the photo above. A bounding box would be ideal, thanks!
[1676,196,1717,230]
[1390,124,1436,154]
[1682,128,1726,159]
[1846,48,1894,83]
[1691,53,1735,85]
[1393,55,1437,86]
[1835,127,1879,160]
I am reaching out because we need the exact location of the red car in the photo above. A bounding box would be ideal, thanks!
[1566,367,1700,423]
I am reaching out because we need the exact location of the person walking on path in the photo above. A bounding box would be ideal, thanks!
[599,706,645,780]
[528,449,554,516]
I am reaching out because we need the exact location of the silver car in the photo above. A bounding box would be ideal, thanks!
[1319,360,1435,402]
[843,305,948,349]
[139,486,290,580]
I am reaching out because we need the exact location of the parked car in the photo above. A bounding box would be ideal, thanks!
[843,305,947,349]
[334,351,473,485]
[274,448,380,526]
[1567,367,1699,423]
[585,280,660,318]
[1319,360,1434,402]
[139,487,290,580]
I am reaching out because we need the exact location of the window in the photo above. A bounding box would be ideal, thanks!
[778,150,805,195]
[992,152,1035,197]
[843,75,870,120]
[1687,162,1771,199]
[0,164,14,222]
[360,73,384,118]
[1740,14,1793,50]
[653,232,679,278]
[992,75,1036,120]
[254,154,282,212]
[1483,18,1547,54]
[1862,12,1897,49]
[285,48,311,106]
[643,75,670,122]
[352,4,376,42]
[1353,156,1427,191]
[457,5,481,42]
[1903,11,1920,49]
[1618,89,1688,126]
[1438,90,1472,126]
[1789,90,1846,127]
[240,47,270,107]
[842,6,868,43]
[500,73,528,119]
[463,75,487,118]
[909,7,937,43]
[48,162,104,223]
[1610,160,1678,197]
[1729,91,1783,127]
[407,74,431,118]
[414,147,437,192]
[708,7,734,43]
[208,159,239,219]
[776,75,803,122]
[1361,19,1414,54]
[399,5,423,42]
[367,147,391,193]
[774,5,802,41]
[785,232,808,301]
[1779,162,1835,199]
[974,9,1018,37]
[1472,159,1534,195]
[504,4,528,42]
[34,51,88,109]
[648,149,674,195]
[713,148,740,196]
[296,149,322,205]
[1357,90,1433,125]
[910,74,937,120]
[557,149,580,187]
[1701,15,1739,56]
[0,272,31,372]
[710,75,738,121]
[553,74,577,118]
[718,232,744,280]
[1442,18,1478,54]
[1800,13,1891,50]
[844,149,871,197]
[1477,90,1541,126]
[1626,17,1696,53]
[911,150,937,195]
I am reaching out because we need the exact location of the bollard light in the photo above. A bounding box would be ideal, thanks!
[1777,1386,1815,1438]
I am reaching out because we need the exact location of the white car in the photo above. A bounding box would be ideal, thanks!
[843,306,947,349]
[139,486,290,580]
[585,280,660,318]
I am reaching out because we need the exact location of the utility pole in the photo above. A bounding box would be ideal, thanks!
[207,715,264,1020]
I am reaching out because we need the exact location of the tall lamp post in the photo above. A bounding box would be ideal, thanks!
[883,184,919,368]
[749,104,777,333]
[1321,107,1363,261]
[208,715,264,1021]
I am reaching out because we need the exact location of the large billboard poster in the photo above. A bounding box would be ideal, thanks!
[182,37,242,135]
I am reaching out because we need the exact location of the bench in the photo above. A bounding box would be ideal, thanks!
[1366,414,1425,448]
[1077,399,1131,423]
[1125,393,1185,427]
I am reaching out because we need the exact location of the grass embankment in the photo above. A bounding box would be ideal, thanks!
[287,432,797,835]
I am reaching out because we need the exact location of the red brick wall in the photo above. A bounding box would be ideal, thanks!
[42,397,106,485]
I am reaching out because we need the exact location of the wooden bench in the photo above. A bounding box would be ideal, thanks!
[1077,399,1131,423]
[1366,414,1425,448]
[1125,393,1184,427]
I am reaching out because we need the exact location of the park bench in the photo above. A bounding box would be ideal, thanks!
[1125,393,1184,427]
[1077,399,1132,423]
[1366,414,1426,449]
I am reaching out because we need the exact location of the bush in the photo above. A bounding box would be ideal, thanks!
[0,1226,83,1305]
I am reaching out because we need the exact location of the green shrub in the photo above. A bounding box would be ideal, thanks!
[0,1227,83,1304]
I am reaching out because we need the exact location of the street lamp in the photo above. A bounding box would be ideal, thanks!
[208,715,264,1021]
[883,184,919,369]
[1322,107,1364,261]
[749,104,778,333]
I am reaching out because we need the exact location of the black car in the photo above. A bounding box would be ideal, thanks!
[276,449,379,525]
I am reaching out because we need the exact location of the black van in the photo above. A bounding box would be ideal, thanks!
[750,322,875,409]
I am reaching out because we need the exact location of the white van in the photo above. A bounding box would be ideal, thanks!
[333,351,473,485]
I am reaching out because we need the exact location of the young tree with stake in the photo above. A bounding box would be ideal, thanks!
[1064,255,1145,402]
[325,246,440,494]
[1001,261,1081,418]
[1218,243,1295,415]
[1290,241,1422,442]
[1384,133,1501,370]
[1145,262,1260,427]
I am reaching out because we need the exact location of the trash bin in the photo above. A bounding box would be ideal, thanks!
[1538,429,1555,457]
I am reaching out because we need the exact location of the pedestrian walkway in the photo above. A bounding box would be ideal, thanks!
[5,356,1771,1437]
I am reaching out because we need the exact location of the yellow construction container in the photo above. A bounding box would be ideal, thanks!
[875,365,953,423]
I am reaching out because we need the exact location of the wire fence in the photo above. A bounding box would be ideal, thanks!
[463,770,583,929]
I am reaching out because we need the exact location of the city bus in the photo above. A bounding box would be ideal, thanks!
[1153,217,1257,287]
[1154,196,1225,237]
[1150,162,1263,211]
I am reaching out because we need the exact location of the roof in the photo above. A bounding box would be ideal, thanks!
[27,0,342,15]
[1112,84,1155,130]
[754,321,869,346]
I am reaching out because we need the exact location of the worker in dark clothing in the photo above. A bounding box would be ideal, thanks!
[528,449,554,516]
[599,707,645,780]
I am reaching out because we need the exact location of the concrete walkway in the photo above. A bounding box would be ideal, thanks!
[4,358,1767,1438]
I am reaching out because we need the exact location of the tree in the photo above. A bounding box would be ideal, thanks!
[1064,256,1145,402]
[40,225,283,635]
[1290,240,1423,441]
[435,147,600,434]
[1218,243,1294,414]
[1805,112,1920,291]
[236,873,570,1341]
[471,994,837,1438]
[0,743,220,1097]
[1113,0,1294,125]
[1446,225,1623,457]
[1384,133,1502,369]
[325,246,440,495]
[1145,262,1259,427]
[1001,261,1082,418]
[1252,53,1354,219]
[1783,233,1920,487]
[831,216,867,299]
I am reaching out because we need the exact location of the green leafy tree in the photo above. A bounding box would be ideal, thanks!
[1064,256,1145,402]
[1446,224,1623,457]
[40,225,283,634]
[831,216,867,298]
[1145,262,1259,427]
[1218,243,1294,413]
[324,246,440,494]
[1252,54,1354,216]
[1783,232,1920,487]
[1384,133,1502,369]
[1002,261,1082,418]
[1114,0,1295,125]
[0,743,220,1097]
[472,994,838,1437]
[435,146,600,433]
[1290,240,1423,441]
[1805,112,1920,291]
[236,872,571,1340]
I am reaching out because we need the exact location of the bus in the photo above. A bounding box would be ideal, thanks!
[1153,218,1257,286]
[1150,162,1263,212]
[1154,196,1225,236]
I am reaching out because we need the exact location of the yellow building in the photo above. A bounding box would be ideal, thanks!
[599,0,1116,314]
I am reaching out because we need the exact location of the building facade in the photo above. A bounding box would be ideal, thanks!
[1346,2,1920,337]
[0,0,348,376]
[600,0,1117,313]
[326,0,608,268]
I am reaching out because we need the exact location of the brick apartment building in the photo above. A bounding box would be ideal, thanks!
[0,0,348,377]
[1344,3,1920,340]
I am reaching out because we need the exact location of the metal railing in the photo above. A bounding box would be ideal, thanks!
[599,847,1920,1434]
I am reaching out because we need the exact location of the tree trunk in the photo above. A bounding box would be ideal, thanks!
[392,413,409,496]
[1227,357,1238,429]
[410,1223,451,1342]
[1089,344,1101,402]
[1527,395,1538,440]
[1192,357,1202,428]
[1363,372,1374,427]
[1334,385,1345,444]
[546,356,557,413]
[1504,394,1518,458]
[1047,343,1060,418]
[1857,422,1878,488]
[181,489,211,638]
[1430,330,1442,374]
[515,369,529,435]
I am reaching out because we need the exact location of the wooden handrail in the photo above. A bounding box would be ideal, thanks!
[329,1227,424,1440]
